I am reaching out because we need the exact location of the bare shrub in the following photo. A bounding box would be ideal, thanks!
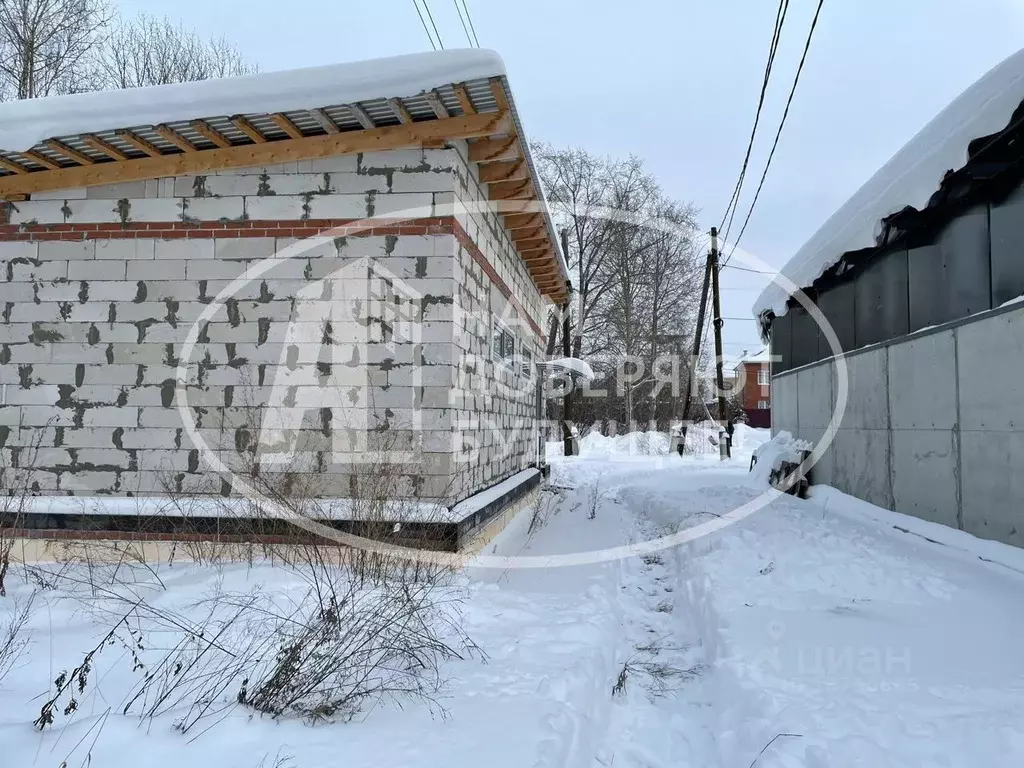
[611,642,702,700]
[0,423,49,596]
[0,591,35,683]
[585,478,607,520]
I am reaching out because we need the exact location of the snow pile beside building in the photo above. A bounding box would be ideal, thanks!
[747,430,812,487]
[755,45,1024,320]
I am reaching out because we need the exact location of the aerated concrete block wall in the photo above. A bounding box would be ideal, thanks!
[772,302,1024,547]
[447,141,546,500]
[0,147,547,504]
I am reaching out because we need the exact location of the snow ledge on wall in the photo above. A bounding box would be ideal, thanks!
[754,46,1024,322]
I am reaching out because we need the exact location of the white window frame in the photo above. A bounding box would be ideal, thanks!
[758,400,770,410]
[520,344,534,380]
[757,369,770,386]
[491,319,517,373]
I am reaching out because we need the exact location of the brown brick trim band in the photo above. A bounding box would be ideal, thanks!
[0,215,548,338]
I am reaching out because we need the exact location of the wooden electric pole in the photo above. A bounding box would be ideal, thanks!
[560,228,576,457]
[710,237,731,459]
[677,228,715,453]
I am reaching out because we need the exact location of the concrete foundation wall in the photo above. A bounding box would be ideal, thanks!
[0,148,548,505]
[772,302,1024,547]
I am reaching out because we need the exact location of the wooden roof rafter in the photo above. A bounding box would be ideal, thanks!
[191,120,232,148]
[44,139,94,166]
[230,115,267,144]
[115,130,162,157]
[81,134,128,161]
[153,125,196,153]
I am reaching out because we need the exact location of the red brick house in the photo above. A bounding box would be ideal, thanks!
[734,350,771,428]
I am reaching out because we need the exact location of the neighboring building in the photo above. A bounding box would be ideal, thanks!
[733,350,771,428]
[0,50,569,549]
[753,48,1024,547]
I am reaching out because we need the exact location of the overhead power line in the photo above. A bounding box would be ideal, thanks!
[719,0,791,240]
[462,0,481,47]
[726,0,826,264]
[721,263,777,275]
[422,0,445,49]
[455,0,481,47]
[412,0,438,50]
[453,0,474,46]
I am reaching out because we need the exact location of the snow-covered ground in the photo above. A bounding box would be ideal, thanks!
[4,427,1024,767]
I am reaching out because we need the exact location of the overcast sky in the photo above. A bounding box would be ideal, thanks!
[123,0,1024,360]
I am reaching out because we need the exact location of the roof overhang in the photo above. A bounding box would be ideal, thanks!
[0,50,569,304]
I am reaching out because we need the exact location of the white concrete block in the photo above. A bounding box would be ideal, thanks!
[30,187,88,201]
[308,155,360,173]
[184,196,246,221]
[390,168,455,194]
[308,194,369,219]
[244,195,308,220]
[124,198,184,222]
[372,192,434,218]
[68,260,125,281]
[155,239,214,260]
[95,239,156,260]
[127,260,185,281]
[214,237,278,261]
[38,240,95,261]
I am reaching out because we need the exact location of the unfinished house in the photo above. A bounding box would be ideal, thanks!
[755,47,1024,548]
[0,50,569,550]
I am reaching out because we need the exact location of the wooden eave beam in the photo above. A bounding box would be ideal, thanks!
[191,120,232,148]
[522,248,554,261]
[230,115,267,144]
[469,136,519,163]
[44,139,95,166]
[270,113,304,139]
[153,125,196,153]
[479,159,526,183]
[115,130,162,157]
[0,111,514,197]
[81,134,128,161]
[309,108,340,134]
[21,150,61,170]
[453,83,475,115]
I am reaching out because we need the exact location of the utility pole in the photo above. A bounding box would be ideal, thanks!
[710,237,731,459]
[676,228,715,454]
[560,228,576,457]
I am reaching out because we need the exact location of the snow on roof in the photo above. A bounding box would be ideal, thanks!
[754,46,1024,321]
[0,49,505,152]
[0,48,570,300]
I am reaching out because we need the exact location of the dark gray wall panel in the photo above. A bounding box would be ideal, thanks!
[939,206,991,320]
[790,305,823,368]
[856,249,909,345]
[771,311,793,375]
[908,244,945,332]
[818,281,856,356]
[991,187,1024,306]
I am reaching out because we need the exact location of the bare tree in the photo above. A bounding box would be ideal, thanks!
[534,144,702,430]
[0,0,112,100]
[94,12,256,90]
